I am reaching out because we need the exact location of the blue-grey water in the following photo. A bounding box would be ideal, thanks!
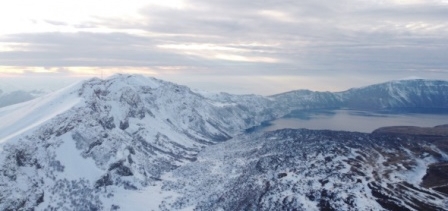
[262,109,448,133]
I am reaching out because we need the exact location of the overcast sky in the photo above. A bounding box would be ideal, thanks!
[1,0,447,94]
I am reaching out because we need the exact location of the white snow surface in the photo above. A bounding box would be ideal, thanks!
[0,82,83,143]
[54,133,104,181]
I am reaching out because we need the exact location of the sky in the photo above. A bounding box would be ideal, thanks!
[0,0,448,95]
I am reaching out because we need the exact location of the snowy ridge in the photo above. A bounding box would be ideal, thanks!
[272,79,448,111]
[0,74,277,210]
[340,79,448,110]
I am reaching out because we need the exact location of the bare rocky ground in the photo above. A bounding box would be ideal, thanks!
[374,124,448,196]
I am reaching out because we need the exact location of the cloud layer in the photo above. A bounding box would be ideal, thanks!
[1,0,447,94]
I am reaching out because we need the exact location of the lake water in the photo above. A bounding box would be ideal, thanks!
[262,109,448,133]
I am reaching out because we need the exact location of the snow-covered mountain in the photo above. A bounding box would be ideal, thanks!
[0,74,277,210]
[0,75,448,210]
[341,79,448,110]
[272,79,448,112]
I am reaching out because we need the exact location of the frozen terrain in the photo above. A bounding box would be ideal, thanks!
[159,129,448,210]
[0,74,448,210]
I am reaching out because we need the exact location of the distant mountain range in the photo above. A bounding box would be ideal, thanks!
[272,79,448,112]
[0,75,447,210]
[3,78,448,112]
[0,89,48,108]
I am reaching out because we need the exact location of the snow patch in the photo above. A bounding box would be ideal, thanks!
[55,134,104,181]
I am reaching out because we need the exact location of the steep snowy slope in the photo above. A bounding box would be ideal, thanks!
[0,74,277,210]
[160,129,448,210]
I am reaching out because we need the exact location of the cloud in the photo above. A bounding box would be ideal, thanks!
[0,0,448,93]
[0,32,201,66]
[44,20,68,26]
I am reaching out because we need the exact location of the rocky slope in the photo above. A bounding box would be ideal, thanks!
[374,125,448,197]
[160,129,448,210]
[373,124,448,137]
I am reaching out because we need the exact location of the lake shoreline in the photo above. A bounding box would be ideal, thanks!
[259,109,448,133]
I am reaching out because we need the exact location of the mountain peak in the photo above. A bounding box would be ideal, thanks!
[389,78,445,84]
[396,76,425,81]
[92,74,165,89]
[106,73,156,82]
